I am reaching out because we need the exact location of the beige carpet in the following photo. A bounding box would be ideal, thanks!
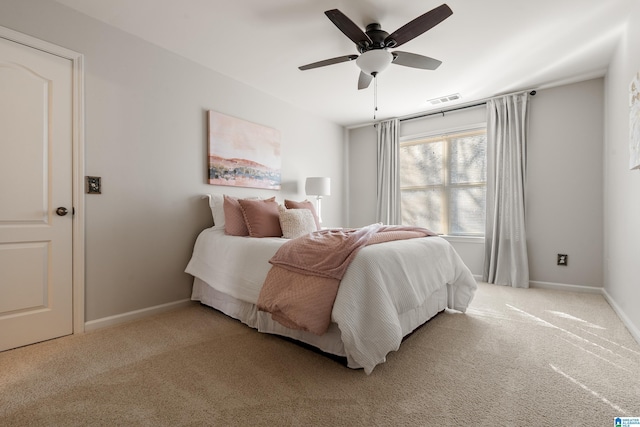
[1,283,639,426]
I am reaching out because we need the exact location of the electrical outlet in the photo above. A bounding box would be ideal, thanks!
[557,254,568,266]
[86,176,101,194]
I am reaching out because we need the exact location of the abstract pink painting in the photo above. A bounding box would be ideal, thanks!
[207,111,281,189]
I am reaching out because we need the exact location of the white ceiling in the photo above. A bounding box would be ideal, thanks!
[54,0,634,127]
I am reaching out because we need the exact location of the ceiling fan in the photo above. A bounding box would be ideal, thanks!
[298,4,453,90]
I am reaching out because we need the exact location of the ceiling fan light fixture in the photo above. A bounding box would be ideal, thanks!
[356,49,393,75]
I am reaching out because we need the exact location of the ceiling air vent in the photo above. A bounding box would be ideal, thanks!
[428,93,461,106]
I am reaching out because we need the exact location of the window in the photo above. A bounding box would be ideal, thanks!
[400,127,487,236]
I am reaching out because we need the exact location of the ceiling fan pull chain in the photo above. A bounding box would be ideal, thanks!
[373,72,378,119]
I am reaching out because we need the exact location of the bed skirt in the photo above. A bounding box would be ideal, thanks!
[191,277,450,370]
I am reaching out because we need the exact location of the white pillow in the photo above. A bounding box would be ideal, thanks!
[278,205,317,239]
[208,194,225,227]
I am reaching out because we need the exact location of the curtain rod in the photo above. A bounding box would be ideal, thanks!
[399,90,537,123]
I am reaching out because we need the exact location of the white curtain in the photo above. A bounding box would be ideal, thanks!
[483,93,530,288]
[376,118,400,225]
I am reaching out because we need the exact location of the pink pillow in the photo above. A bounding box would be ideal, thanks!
[284,199,320,230]
[238,197,281,238]
[223,195,249,236]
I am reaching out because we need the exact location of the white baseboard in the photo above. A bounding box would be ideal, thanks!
[474,278,603,294]
[602,289,640,346]
[84,299,194,332]
[529,280,604,294]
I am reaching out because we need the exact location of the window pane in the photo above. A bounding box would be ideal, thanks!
[401,188,443,233]
[450,134,486,184]
[449,186,486,235]
[399,141,443,187]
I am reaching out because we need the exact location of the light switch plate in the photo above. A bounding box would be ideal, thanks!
[86,176,101,194]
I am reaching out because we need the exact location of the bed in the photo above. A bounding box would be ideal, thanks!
[185,195,477,374]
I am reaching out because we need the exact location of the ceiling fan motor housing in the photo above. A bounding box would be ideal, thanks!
[359,23,396,52]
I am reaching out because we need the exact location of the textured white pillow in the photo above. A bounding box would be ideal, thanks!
[208,194,225,227]
[279,205,317,239]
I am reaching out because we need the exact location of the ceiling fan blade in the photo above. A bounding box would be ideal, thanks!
[325,9,372,49]
[392,51,442,70]
[385,4,453,48]
[358,71,373,90]
[299,55,359,71]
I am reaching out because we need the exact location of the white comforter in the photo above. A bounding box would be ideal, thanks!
[185,226,477,374]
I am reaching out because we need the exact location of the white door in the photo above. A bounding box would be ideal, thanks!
[0,35,74,351]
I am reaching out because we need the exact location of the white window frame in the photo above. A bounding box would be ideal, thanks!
[399,123,487,237]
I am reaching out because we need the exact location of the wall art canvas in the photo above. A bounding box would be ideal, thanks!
[208,111,281,189]
[630,71,640,170]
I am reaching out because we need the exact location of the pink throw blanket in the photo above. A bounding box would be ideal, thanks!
[257,224,437,335]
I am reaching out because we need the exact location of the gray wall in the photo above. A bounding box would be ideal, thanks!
[0,0,344,322]
[347,78,605,287]
[346,124,377,227]
[527,79,604,287]
[603,2,640,340]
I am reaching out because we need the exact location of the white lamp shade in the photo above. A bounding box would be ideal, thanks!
[305,177,331,196]
[356,49,393,75]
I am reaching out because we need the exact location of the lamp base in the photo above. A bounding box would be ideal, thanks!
[315,196,323,225]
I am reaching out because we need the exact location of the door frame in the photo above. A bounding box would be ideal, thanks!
[0,26,85,334]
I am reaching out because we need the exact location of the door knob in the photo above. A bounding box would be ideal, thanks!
[56,207,69,216]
